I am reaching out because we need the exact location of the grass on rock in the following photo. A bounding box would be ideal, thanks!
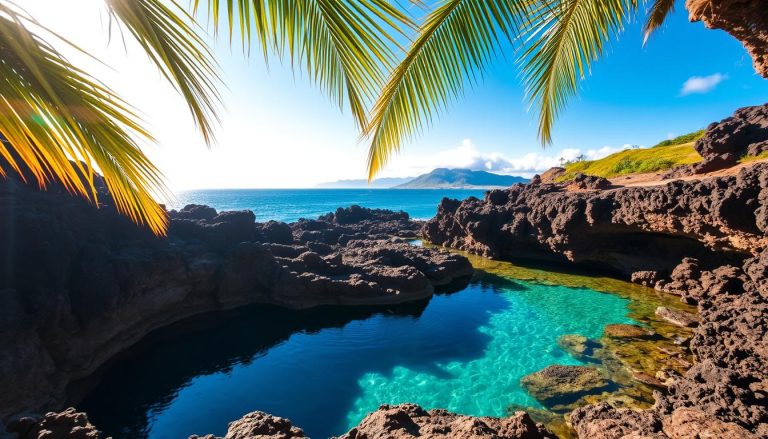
[558,143,703,181]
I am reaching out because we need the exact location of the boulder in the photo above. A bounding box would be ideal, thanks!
[520,365,610,405]
[5,408,103,439]
[190,411,306,439]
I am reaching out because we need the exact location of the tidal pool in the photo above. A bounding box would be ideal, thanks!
[79,259,688,439]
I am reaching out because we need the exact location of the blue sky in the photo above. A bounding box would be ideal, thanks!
[27,0,768,189]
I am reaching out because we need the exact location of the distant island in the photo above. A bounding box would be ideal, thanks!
[317,168,528,189]
[315,176,414,188]
[396,168,528,188]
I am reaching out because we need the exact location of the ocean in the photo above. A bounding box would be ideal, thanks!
[170,188,489,222]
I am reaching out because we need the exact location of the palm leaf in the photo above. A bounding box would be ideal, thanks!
[364,0,529,180]
[192,0,414,131]
[642,0,674,44]
[519,0,638,144]
[0,3,168,235]
[106,0,222,145]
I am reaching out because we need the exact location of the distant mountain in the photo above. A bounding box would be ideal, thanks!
[315,176,414,188]
[395,168,528,189]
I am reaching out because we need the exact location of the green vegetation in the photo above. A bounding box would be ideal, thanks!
[559,143,702,181]
[740,151,768,163]
[651,129,706,148]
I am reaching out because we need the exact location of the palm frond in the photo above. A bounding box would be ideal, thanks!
[642,0,674,44]
[0,4,168,235]
[364,0,529,180]
[519,0,638,144]
[107,0,222,145]
[192,0,414,131]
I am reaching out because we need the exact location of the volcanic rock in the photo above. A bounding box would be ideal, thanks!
[687,1,768,78]
[5,408,103,439]
[334,403,557,439]
[423,163,768,275]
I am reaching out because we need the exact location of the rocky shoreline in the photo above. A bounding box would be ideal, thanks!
[419,106,768,437]
[0,170,472,428]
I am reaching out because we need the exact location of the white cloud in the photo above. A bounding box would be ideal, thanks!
[383,139,635,178]
[680,73,726,96]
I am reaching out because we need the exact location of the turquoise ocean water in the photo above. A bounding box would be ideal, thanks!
[80,189,638,438]
[171,189,488,222]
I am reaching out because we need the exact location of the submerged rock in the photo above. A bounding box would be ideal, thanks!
[556,334,599,359]
[654,307,698,328]
[334,403,557,439]
[520,365,610,405]
[603,324,654,339]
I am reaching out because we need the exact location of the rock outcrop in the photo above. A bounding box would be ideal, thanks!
[662,103,768,177]
[0,170,472,424]
[687,0,768,78]
[424,162,768,276]
[334,404,556,439]
[189,411,307,439]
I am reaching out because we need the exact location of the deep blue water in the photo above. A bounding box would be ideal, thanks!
[171,189,488,222]
[79,189,637,438]
[80,274,635,439]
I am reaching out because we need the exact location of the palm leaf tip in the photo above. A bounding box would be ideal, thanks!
[519,0,638,144]
[107,0,223,145]
[365,0,528,180]
[643,0,675,44]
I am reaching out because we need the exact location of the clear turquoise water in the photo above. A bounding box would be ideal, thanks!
[80,273,636,439]
[171,189,487,222]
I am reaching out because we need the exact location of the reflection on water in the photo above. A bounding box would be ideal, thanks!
[78,257,693,439]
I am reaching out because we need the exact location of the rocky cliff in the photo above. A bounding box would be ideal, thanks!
[0,172,472,425]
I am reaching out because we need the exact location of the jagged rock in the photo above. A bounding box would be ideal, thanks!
[334,403,557,439]
[190,411,306,439]
[5,408,104,439]
[661,408,759,439]
[530,174,542,185]
[654,307,698,328]
[687,1,768,78]
[423,163,768,275]
[663,104,768,177]
[520,366,610,405]
[603,324,654,339]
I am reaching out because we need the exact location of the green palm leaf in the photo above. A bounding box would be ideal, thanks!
[520,0,637,144]
[364,0,530,180]
[0,3,168,235]
[106,0,222,145]
[192,0,414,130]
